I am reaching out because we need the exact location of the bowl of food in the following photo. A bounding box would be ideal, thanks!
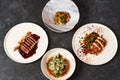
[42,0,80,33]
[41,48,76,80]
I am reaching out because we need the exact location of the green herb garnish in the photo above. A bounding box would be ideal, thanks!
[47,54,67,78]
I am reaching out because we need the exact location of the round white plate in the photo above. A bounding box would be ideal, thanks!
[41,48,76,80]
[4,22,48,63]
[72,23,118,65]
[42,0,80,33]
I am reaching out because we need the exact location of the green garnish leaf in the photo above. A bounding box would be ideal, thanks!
[47,54,67,78]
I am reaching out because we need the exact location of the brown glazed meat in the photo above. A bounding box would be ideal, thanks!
[14,32,40,58]
[81,32,107,55]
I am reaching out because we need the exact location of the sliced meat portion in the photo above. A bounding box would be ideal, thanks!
[90,44,99,54]
[14,32,40,58]
[25,39,32,46]
[26,38,34,44]
[24,41,31,47]
[17,33,40,55]
[94,40,103,51]
[29,36,36,43]
[92,42,101,51]
[21,42,31,51]
[20,45,29,54]
[81,32,107,55]
[97,37,106,47]
[95,39,104,49]
[91,37,106,55]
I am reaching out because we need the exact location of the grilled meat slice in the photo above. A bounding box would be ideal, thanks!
[20,34,40,54]
[14,32,40,55]
[81,32,107,55]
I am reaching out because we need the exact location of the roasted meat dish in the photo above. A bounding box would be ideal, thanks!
[14,32,40,58]
[81,32,107,55]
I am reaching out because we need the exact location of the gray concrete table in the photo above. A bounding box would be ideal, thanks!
[0,0,120,80]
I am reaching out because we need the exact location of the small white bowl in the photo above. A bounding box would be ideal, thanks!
[42,0,80,33]
[41,48,76,80]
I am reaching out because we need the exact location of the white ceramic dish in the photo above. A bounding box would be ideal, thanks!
[42,0,80,33]
[41,48,76,80]
[4,22,48,63]
[72,23,118,65]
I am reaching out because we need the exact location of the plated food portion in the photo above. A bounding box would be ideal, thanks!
[4,22,48,63]
[41,48,76,80]
[42,0,79,32]
[81,32,107,55]
[54,11,71,25]
[72,23,118,65]
[14,32,40,58]
[46,54,70,78]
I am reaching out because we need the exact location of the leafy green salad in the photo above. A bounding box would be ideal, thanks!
[46,54,69,78]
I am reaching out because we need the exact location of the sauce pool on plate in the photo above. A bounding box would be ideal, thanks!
[14,32,40,58]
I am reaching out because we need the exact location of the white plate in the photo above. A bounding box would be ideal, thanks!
[4,22,48,63]
[42,0,80,33]
[41,48,76,80]
[72,23,118,65]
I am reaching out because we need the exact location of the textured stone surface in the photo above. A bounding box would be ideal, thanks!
[0,0,120,80]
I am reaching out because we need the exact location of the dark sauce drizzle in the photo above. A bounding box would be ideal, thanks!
[19,34,40,59]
